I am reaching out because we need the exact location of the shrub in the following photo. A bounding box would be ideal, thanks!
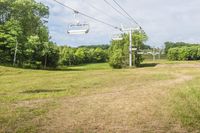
[168,48,179,60]
[109,49,124,69]
[59,47,109,66]
[167,46,200,61]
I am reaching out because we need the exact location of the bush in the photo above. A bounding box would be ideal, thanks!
[109,49,124,69]
[135,54,144,67]
[35,61,42,69]
[108,32,147,69]
[164,42,200,54]
[59,47,109,66]
[168,46,200,61]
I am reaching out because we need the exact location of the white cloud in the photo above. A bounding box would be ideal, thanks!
[37,0,200,47]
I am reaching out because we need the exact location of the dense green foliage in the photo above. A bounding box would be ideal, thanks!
[1,0,150,69]
[0,0,59,68]
[168,46,200,61]
[109,32,148,68]
[0,0,111,69]
[59,46,108,66]
[165,42,200,54]
[78,44,110,50]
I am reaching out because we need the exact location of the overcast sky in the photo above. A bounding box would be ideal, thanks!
[36,0,200,47]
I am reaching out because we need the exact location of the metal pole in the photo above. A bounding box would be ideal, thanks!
[159,49,161,60]
[129,30,132,67]
[153,48,155,61]
[13,38,18,66]
[133,37,138,67]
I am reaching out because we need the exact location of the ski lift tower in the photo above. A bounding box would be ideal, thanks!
[121,26,142,67]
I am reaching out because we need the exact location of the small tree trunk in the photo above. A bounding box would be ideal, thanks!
[44,55,47,69]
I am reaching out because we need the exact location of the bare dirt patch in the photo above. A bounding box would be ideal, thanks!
[156,63,200,68]
[13,99,53,108]
[42,71,193,133]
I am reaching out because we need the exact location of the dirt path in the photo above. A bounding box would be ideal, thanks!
[42,73,193,133]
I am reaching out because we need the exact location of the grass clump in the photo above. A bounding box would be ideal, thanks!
[171,77,200,131]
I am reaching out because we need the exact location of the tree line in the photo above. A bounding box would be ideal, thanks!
[164,42,200,54]
[168,46,200,61]
[0,0,108,68]
[0,0,59,68]
[59,46,108,66]
[165,42,200,61]
[0,0,149,69]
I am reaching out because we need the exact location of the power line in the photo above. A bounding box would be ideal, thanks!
[103,0,135,26]
[112,0,141,27]
[111,0,160,46]
[52,0,122,31]
[82,0,126,25]
[83,0,109,17]
[103,0,125,17]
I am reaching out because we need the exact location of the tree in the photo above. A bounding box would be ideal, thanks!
[0,0,59,69]
[58,46,109,66]
[109,31,147,68]
[0,0,12,24]
[42,42,59,68]
[0,19,22,64]
[164,42,200,54]
[11,0,49,38]
[93,48,108,63]
[74,48,87,64]
[109,49,124,69]
[25,36,59,68]
[167,46,200,61]
[59,46,76,66]
[78,44,110,50]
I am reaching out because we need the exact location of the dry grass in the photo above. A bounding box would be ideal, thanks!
[43,73,193,133]
[0,61,200,133]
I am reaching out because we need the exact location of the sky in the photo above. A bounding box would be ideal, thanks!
[36,0,200,47]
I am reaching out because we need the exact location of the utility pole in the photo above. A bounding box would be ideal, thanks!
[158,49,161,60]
[122,27,139,67]
[129,30,132,67]
[116,26,140,68]
[153,47,155,61]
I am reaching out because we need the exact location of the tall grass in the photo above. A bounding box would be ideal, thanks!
[171,77,200,131]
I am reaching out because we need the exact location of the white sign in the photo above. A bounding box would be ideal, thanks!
[132,48,137,51]
[137,52,144,55]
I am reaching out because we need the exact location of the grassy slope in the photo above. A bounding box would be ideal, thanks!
[0,61,200,132]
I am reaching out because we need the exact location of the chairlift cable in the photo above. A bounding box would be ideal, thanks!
[52,0,122,31]
[112,0,141,28]
[82,0,127,26]
[103,0,135,26]
[83,0,111,18]
[111,0,161,47]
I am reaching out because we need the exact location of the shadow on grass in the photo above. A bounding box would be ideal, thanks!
[0,64,86,72]
[140,63,158,68]
[0,63,109,72]
[46,68,86,72]
[22,89,66,94]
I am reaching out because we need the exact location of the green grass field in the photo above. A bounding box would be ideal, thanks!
[0,61,200,133]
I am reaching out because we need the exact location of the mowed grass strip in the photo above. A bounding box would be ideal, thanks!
[0,63,174,103]
[0,61,200,132]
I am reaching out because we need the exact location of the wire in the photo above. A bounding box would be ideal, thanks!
[112,0,141,27]
[82,0,126,25]
[52,0,122,31]
[103,0,135,26]
[111,0,159,45]
[83,0,109,17]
